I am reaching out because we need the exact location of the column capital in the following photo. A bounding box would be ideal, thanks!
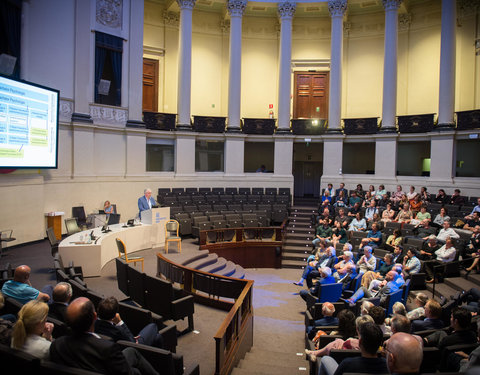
[398,13,411,31]
[176,0,196,11]
[277,1,296,20]
[382,0,403,11]
[227,0,247,17]
[328,0,347,18]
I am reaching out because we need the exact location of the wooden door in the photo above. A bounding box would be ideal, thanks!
[143,58,158,112]
[293,72,329,119]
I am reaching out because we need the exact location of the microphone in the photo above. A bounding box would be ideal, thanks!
[90,230,96,240]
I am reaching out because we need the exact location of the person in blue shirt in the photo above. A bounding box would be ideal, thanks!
[402,248,422,278]
[137,188,157,219]
[359,222,382,253]
[1,265,50,305]
[299,267,336,302]
[343,270,399,305]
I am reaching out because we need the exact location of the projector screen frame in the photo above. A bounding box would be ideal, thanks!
[0,74,60,169]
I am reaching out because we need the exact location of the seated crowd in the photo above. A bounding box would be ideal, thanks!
[295,183,480,374]
[0,264,178,375]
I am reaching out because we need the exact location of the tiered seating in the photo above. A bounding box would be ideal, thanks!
[155,187,291,237]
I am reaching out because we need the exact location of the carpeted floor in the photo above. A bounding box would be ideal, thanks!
[1,237,307,374]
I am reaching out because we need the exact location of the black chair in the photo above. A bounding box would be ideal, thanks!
[116,341,199,375]
[144,274,195,334]
[47,315,71,339]
[0,343,40,372]
[305,283,343,309]
[126,265,147,307]
[72,206,89,229]
[39,361,102,374]
[47,227,59,257]
[115,257,130,296]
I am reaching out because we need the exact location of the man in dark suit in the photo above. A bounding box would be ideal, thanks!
[137,188,157,220]
[50,297,158,375]
[49,282,72,322]
[335,182,348,200]
[94,297,164,349]
[411,299,445,333]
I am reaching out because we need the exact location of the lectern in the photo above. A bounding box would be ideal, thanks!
[140,207,170,247]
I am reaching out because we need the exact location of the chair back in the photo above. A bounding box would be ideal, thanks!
[165,220,179,238]
[115,258,130,296]
[46,227,59,247]
[65,218,81,235]
[116,238,127,258]
[126,265,147,306]
[72,206,87,225]
[144,274,173,318]
[317,282,343,303]
[401,278,411,304]
[385,288,404,315]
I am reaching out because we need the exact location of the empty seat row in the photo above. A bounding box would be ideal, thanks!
[159,194,289,207]
[158,187,291,196]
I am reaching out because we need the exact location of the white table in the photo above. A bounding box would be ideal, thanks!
[59,222,167,277]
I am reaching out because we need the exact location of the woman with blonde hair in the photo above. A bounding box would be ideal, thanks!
[11,300,53,359]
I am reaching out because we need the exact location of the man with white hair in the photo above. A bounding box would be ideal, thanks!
[343,270,400,306]
[306,302,339,337]
[334,251,354,281]
[138,188,157,219]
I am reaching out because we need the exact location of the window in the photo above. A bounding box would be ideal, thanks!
[244,142,274,173]
[397,141,430,176]
[342,142,375,174]
[146,139,174,172]
[195,140,224,172]
[456,139,480,177]
[95,32,123,106]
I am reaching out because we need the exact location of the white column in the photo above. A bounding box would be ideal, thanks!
[176,0,196,130]
[72,0,93,122]
[430,133,455,182]
[327,0,347,133]
[276,2,296,133]
[227,0,247,132]
[437,0,456,129]
[175,135,196,175]
[374,136,398,179]
[225,135,245,175]
[381,0,402,132]
[126,0,145,126]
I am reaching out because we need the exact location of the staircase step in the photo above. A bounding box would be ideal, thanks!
[283,245,312,252]
[425,282,458,300]
[237,360,307,374]
[282,252,309,262]
[287,239,314,246]
[165,249,210,266]
[281,259,307,268]
[230,265,246,279]
[217,261,237,277]
[186,253,218,269]
[444,277,477,294]
[286,227,314,233]
[244,351,306,367]
[463,271,480,287]
[201,257,227,274]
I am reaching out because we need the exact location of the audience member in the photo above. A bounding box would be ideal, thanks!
[465,198,480,220]
[348,202,362,217]
[432,207,450,228]
[395,203,413,224]
[12,300,53,359]
[412,205,431,225]
[416,219,437,238]
[402,249,421,278]
[385,229,402,252]
[313,219,333,247]
[456,320,480,372]
[50,297,158,375]
[361,253,394,289]
[355,184,365,199]
[348,212,367,232]
[364,200,379,222]
[319,322,388,375]
[94,297,165,349]
[359,223,382,251]
[306,314,372,361]
[331,221,348,248]
[335,183,348,200]
[369,305,390,335]
[381,203,396,224]
[423,307,476,350]
[465,226,480,274]
[450,188,465,206]
[0,293,14,345]
[374,185,387,200]
[407,186,418,204]
[434,189,449,204]
[1,265,50,304]
[391,185,404,205]
[464,212,480,231]
[424,238,457,283]
[410,196,422,217]
[411,299,444,332]
[420,186,431,204]
[334,208,350,228]
[306,302,339,336]
[360,301,374,316]
[391,245,405,265]
[334,251,355,280]
[406,293,428,321]
[419,236,439,261]
[299,267,336,302]
[348,191,362,207]
[334,190,348,208]
[49,282,72,322]
[435,220,460,242]
[356,246,376,274]
[384,332,423,375]
[343,271,400,306]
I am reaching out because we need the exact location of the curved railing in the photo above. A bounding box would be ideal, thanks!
[156,221,287,375]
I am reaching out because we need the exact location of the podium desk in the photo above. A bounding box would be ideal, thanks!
[45,212,64,241]
[59,211,169,277]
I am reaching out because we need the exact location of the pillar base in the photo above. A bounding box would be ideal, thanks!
[326,128,343,134]
[72,113,93,123]
[126,120,145,128]
[275,127,292,134]
[176,123,192,131]
[379,126,397,134]
[436,123,456,131]
[227,126,242,133]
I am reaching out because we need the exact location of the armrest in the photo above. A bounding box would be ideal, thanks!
[183,363,200,375]
[305,309,314,327]
[116,340,176,375]
[159,324,178,353]
[305,292,318,310]
[171,295,195,319]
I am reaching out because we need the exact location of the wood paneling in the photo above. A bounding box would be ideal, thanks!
[142,58,158,112]
[293,72,329,119]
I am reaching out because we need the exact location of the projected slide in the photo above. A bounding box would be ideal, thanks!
[0,75,59,168]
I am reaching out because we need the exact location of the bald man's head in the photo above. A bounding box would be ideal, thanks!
[386,332,423,374]
[13,265,31,283]
[66,297,96,334]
